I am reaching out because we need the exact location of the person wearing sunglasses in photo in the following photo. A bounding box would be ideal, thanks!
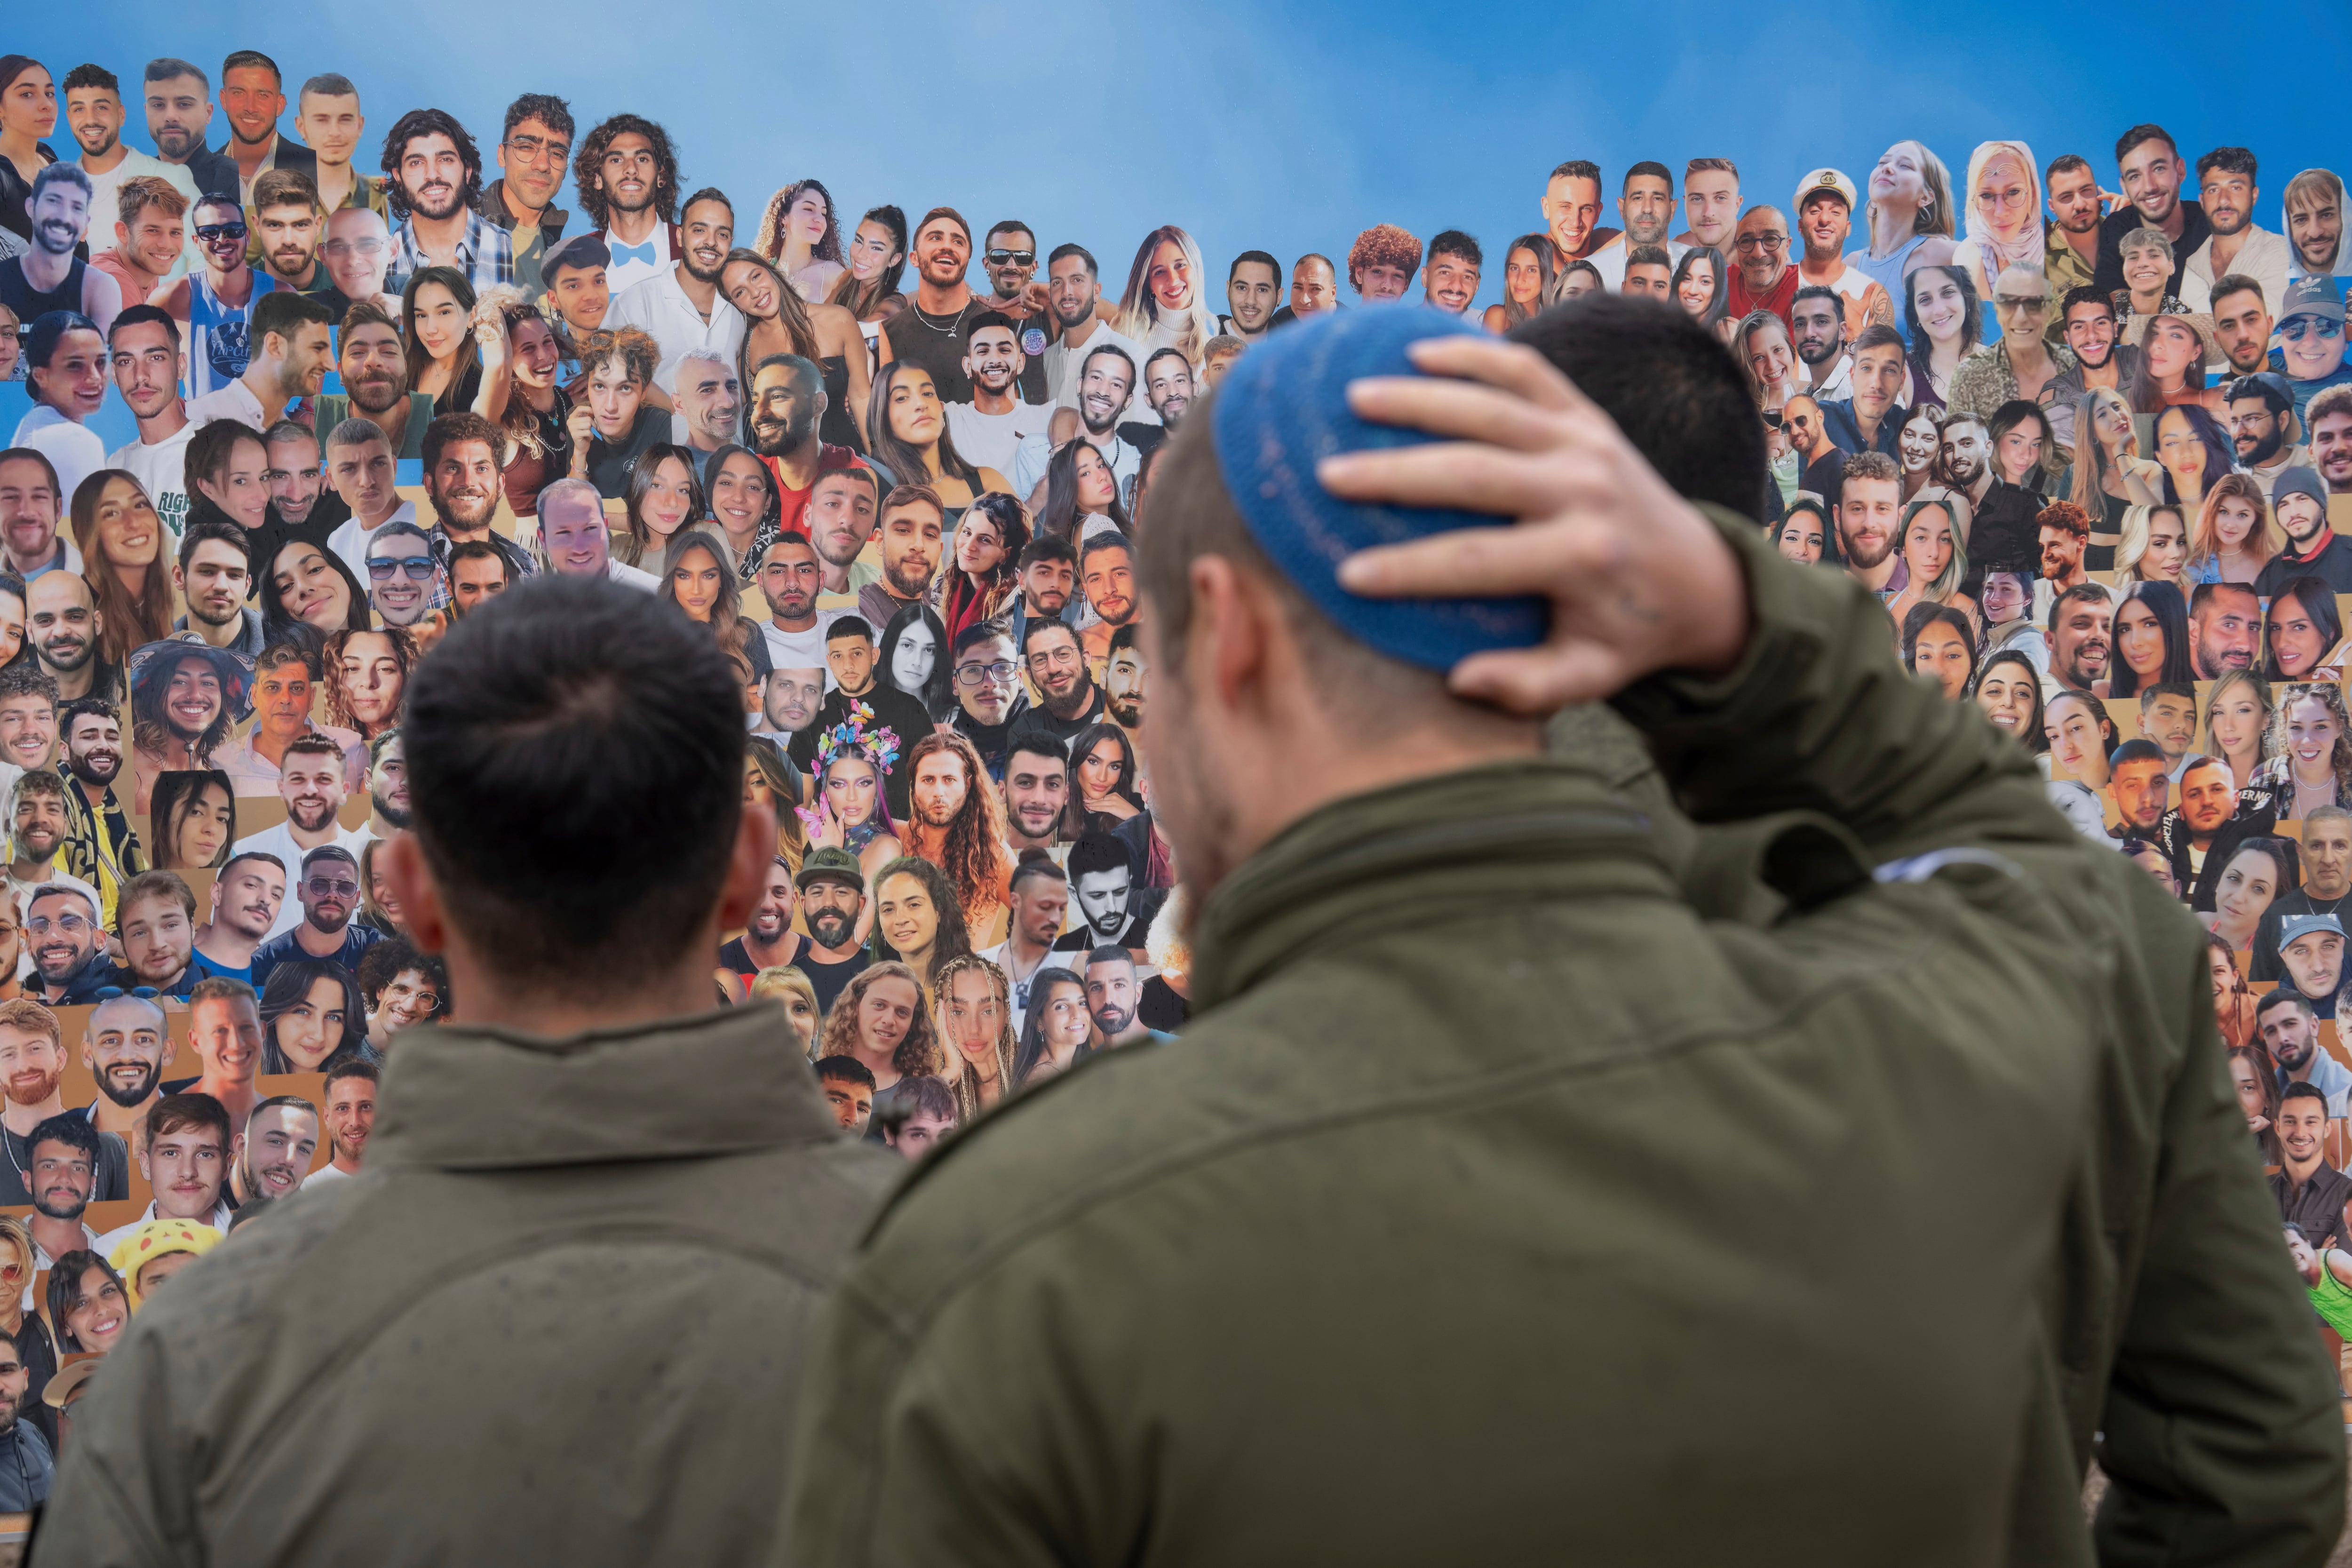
[152,192,276,400]
[1947,266,2076,429]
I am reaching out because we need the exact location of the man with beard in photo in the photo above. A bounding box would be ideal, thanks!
[2047,583,2114,695]
[28,571,115,711]
[604,188,743,406]
[857,487,946,633]
[1001,733,1068,856]
[423,412,534,589]
[1082,945,1170,1049]
[1005,535,1078,658]
[230,734,371,941]
[6,772,71,921]
[191,852,285,989]
[1049,831,1154,955]
[0,998,125,1205]
[361,731,408,842]
[747,355,865,539]
[2227,372,2309,497]
[249,845,380,994]
[1833,452,1902,596]
[1079,534,1139,672]
[950,621,1029,776]
[717,857,797,990]
[573,115,679,297]
[25,1113,110,1269]
[1104,624,1145,739]
[2189,581,2262,680]
[24,883,103,1006]
[224,1096,319,1221]
[900,731,1011,937]
[379,108,512,299]
[1013,619,1108,747]
[311,302,433,461]
[791,845,873,1016]
[174,517,265,658]
[947,312,1053,476]
[303,1059,375,1189]
[804,467,880,610]
[882,207,983,404]
[76,987,171,1161]
[1015,343,1142,503]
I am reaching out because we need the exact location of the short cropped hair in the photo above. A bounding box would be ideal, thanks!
[1509,294,1769,519]
[404,577,747,992]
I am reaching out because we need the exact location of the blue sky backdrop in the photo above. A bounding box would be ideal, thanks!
[24,0,2348,296]
[12,0,2347,444]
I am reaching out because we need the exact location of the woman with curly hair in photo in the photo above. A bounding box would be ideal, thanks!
[2253,682,2352,819]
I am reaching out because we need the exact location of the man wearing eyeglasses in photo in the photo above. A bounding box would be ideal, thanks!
[246,844,380,996]
[216,644,365,800]
[24,882,104,1007]
[948,621,1030,776]
[1723,205,1797,328]
[481,94,573,301]
[1947,266,2076,432]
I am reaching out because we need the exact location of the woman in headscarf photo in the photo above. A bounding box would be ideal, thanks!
[1952,140,2043,332]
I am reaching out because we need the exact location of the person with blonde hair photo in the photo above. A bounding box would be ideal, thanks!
[2186,470,2281,584]
[2201,669,2275,790]
[1115,224,1216,376]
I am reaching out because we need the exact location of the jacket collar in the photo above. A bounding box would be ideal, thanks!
[482,179,571,241]
[369,1003,839,1171]
[1190,758,1680,1012]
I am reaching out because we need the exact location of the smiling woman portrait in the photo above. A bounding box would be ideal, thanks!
[69,470,172,660]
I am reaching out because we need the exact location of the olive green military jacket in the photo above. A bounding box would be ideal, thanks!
[35,1004,900,1568]
[781,508,2344,1567]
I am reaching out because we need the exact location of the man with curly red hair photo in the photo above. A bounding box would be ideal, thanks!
[1347,223,1421,302]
